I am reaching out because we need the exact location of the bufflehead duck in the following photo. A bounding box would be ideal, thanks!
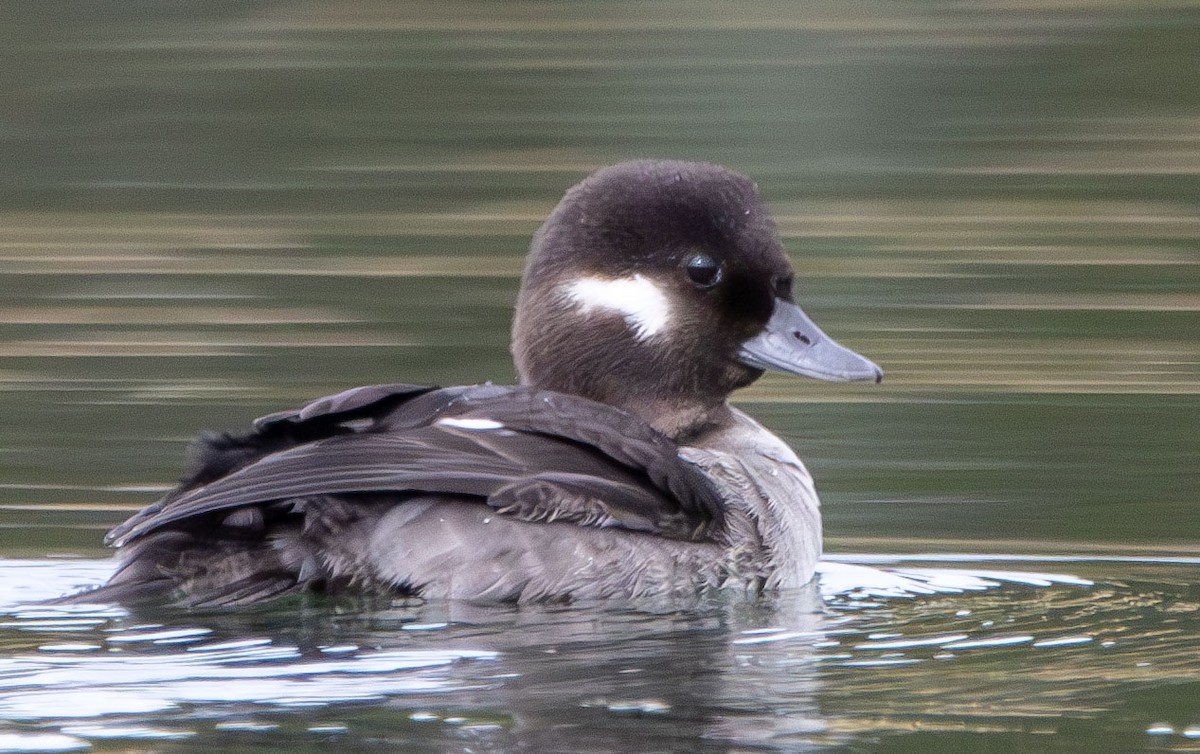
[82,160,882,607]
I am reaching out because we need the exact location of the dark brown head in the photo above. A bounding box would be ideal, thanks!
[511,160,880,437]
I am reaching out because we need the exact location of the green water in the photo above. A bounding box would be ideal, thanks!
[0,2,1198,752]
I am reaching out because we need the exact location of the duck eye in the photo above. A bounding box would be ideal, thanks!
[773,274,794,298]
[684,253,723,289]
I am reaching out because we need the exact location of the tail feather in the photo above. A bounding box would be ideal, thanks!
[61,495,396,608]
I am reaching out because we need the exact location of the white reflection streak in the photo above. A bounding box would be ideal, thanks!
[0,732,90,752]
[0,647,498,720]
[941,635,1035,650]
[854,634,971,650]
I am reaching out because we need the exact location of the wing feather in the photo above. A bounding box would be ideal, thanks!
[108,384,724,549]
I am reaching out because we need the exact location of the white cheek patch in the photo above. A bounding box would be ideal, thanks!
[561,274,671,341]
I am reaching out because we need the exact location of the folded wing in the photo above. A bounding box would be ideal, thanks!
[107,384,724,549]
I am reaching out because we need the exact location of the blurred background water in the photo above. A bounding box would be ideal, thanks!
[0,1,1198,752]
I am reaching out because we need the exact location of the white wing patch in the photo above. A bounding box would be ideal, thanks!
[561,274,671,341]
[436,417,505,431]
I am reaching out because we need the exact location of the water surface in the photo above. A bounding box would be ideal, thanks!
[1,1,1198,751]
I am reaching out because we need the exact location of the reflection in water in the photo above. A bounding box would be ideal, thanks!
[0,558,824,751]
[0,557,1198,751]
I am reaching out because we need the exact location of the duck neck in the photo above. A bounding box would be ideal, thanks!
[520,369,728,442]
[619,397,732,444]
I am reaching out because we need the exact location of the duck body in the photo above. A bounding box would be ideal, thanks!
[78,160,880,607]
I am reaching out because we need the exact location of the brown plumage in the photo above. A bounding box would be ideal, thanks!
[64,160,881,607]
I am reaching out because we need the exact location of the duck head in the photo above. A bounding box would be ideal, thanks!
[512,160,881,438]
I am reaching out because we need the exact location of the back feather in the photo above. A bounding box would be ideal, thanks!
[79,384,725,606]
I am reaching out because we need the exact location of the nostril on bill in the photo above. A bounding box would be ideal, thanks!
[792,331,812,345]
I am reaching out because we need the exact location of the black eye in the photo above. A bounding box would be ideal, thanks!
[684,253,723,289]
[773,274,793,298]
